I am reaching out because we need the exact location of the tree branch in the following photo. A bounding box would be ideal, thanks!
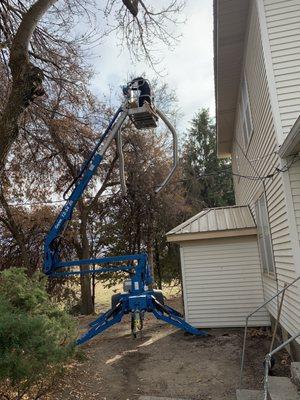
[86,153,119,213]
[0,0,57,171]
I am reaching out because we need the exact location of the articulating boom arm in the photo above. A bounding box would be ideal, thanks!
[44,81,179,277]
[43,80,206,343]
[44,106,128,275]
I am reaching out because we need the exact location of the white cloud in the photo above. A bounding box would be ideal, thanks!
[89,0,214,133]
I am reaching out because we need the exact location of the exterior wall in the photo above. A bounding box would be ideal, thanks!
[180,237,270,328]
[264,0,300,137]
[231,0,300,339]
[289,160,300,244]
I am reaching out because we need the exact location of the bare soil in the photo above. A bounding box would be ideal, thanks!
[51,297,290,400]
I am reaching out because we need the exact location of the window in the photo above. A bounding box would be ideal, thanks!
[255,193,274,274]
[240,76,253,148]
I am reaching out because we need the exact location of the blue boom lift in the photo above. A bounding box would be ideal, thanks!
[43,78,206,344]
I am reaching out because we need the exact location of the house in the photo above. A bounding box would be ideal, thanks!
[168,0,300,359]
[167,206,270,328]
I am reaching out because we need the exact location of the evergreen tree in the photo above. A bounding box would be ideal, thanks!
[0,268,76,399]
[182,109,235,212]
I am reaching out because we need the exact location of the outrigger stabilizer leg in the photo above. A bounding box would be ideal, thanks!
[76,280,207,345]
[77,302,125,345]
[151,297,204,336]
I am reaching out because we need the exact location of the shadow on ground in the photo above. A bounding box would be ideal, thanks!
[51,299,290,400]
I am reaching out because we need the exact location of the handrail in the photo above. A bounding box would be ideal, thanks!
[263,331,300,400]
[269,283,287,354]
[239,275,300,387]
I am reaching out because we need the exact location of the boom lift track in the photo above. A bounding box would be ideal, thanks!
[43,78,206,344]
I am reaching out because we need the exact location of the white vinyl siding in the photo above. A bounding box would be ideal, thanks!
[264,0,300,137]
[289,159,300,243]
[255,193,275,274]
[180,237,270,328]
[232,1,300,341]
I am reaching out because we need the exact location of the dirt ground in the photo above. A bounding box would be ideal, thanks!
[51,297,290,400]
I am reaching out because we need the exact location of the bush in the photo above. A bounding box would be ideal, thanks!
[0,268,77,400]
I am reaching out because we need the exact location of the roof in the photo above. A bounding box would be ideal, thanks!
[214,0,251,157]
[166,205,257,242]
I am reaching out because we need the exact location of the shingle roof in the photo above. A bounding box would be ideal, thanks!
[167,205,256,237]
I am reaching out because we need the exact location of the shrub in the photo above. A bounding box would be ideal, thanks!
[0,268,77,400]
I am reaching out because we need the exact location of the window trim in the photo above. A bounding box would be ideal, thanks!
[240,74,254,150]
[255,193,275,277]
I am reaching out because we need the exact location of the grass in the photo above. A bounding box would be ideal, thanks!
[93,281,181,312]
[70,279,181,313]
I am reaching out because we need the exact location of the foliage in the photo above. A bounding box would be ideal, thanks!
[0,70,185,307]
[0,0,185,169]
[0,0,186,312]
[0,268,76,400]
[182,109,235,212]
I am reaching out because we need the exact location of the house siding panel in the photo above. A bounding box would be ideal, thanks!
[180,238,270,328]
[264,0,300,136]
[289,160,300,243]
[232,1,300,339]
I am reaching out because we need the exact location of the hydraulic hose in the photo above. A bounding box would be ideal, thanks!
[154,108,179,193]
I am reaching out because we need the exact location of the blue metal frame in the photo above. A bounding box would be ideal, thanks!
[43,99,207,345]
[44,107,123,276]
[77,288,207,345]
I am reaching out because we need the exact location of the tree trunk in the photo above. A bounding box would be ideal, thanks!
[78,208,94,315]
[79,270,94,315]
[0,190,32,270]
[154,238,162,290]
[146,241,154,287]
[91,267,96,310]
[122,0,138,16]
[0,0,57,171]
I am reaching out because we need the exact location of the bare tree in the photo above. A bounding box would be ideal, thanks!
[0,0,97,171]
[0,0,57,171]
[103,0,185,67]
[0,0,185,171]
[44,111,119,314]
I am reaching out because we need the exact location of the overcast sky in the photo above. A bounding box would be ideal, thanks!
[89,0,214,134]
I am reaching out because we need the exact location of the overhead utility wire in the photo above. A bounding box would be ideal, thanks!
[173,154,298,184]
[6,152,299,207]
[7,194,112,207]
[233,138,293,301]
